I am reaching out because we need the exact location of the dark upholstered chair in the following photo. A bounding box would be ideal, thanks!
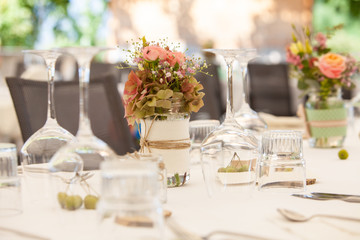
[6,75,138,155]
[191,64,225,121]
[248,62,293,116]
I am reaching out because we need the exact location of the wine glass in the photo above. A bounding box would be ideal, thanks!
[200,49,259,197]
[50,47,116,171]
[20,50,76,203]
[235,49,267,140]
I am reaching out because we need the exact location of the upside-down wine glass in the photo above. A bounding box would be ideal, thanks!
[21,50,76,203]
[235,49,267,141]
[200,49,259,197]
[50,47,115,172]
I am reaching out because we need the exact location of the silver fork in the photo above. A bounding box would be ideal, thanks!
[166,218,271,240]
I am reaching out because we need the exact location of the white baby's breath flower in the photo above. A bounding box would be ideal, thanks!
[166,72,171,78]
[152,71,156,74]
[160,78,163,83]
[182,65,187,70]
[138,64,144,71]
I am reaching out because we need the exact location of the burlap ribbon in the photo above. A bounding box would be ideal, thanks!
[139,115,191,153]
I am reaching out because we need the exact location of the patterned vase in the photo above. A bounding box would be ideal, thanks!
[305,89,347,148]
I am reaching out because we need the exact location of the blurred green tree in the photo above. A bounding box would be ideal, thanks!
[313,0,360,54]
[0,0,107,48]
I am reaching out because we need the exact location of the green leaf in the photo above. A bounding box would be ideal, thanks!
[156,99,172,109]
[172,92,183,99]
[156,89,173,99]
[174,62,179,71]
[147,97,157,107]
[298,79,309,90]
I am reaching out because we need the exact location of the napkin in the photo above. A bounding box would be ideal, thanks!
[259,112,305,131]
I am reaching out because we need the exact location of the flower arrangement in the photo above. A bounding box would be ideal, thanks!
[286,24,359,100]
[121,37,207,126]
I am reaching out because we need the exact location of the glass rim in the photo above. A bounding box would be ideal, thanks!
[0,143,16,151]
[189,119,220,127]
[262,129,303,136]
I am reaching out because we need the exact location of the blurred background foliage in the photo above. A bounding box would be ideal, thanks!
[0,0,108,48]
[1,0,360,55]
[313,0,360,54]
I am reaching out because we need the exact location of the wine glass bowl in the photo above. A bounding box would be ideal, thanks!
[235,49,267,140]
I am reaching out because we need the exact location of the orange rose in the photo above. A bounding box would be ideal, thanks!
[318,53,346,79]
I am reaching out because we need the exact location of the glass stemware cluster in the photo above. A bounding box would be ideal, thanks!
[200,49,259,197]
[21,48,116,204]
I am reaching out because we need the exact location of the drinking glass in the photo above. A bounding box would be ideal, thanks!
[235,49,267,140]
[200,49,259,198]
[126,152,167,203]
[257,130,306,192]
[51,47,115,171]
[21,50,76,202]
[97,159,164,240]
[189,120,220,165]
[0,143,22,216]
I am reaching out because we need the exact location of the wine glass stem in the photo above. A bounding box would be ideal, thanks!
[77,63,93,138]
[240,65,249,105]
[225,60,235,121]
[47,62,56,120]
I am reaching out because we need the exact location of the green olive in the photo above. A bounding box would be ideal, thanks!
[84,194,99,210]
[237,165,249,172]
[338,149,349,160]
[65,195,83,210]
[57,192,68,209]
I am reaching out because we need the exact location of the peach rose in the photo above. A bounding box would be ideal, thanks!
[142,45,168,61]
[167,51,186,67]
[318,53,346,79]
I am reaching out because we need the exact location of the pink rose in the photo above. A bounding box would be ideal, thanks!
[318,53,346,79]
[315,33,327,47]
[142,45,168,61]
[167,51,186,67]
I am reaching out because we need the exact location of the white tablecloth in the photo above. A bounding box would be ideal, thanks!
[1,130,360,240]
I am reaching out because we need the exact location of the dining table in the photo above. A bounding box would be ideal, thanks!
[1,125,360,240]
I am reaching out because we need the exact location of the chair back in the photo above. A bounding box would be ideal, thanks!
[191,64,225,121]
[248,62,293,116]
[6,75,138,155]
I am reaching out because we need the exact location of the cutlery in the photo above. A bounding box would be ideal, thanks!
[311,192,360,199]
[166,218,271,240]
[277,208,360,222]
[292,193,360,203]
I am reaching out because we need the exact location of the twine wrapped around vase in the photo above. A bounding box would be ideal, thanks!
[139,115,191,153]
